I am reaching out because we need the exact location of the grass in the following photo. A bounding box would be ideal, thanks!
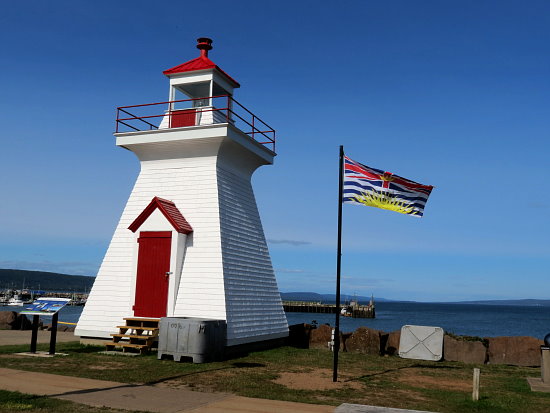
[0,341,549,412]
[0,389,144,413]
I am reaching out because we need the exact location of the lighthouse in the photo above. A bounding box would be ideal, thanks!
[76,38,289,347]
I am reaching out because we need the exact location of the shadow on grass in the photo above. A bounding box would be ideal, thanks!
[144,362,266,386]
[344,362,462,383]
[144,361,266,385]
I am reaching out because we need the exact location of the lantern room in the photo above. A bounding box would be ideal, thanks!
[161,37,240,128]
[114,37,274,151]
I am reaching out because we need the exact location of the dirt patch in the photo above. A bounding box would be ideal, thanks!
[88,362,126,370]
[273,368,363,391]
[397,369,470,392]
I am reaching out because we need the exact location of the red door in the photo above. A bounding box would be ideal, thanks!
[170,109,196,127]
[134,231,171,318]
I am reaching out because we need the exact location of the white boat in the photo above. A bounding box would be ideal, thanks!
[7,296,24,306]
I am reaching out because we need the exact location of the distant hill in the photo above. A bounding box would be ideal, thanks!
[281,292,550,306]
[0,269,95,292]
[280,292,391,304]
[452,299,550,307]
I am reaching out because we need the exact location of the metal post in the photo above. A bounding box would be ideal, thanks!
[49,312,58,355]
[30,315,39,354]
[542,346,550,383]
[333,145,344,382]
[226,96,230,123]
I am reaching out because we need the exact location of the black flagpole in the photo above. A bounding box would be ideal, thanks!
[333,145,344,382]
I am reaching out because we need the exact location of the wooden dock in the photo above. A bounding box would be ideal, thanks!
[282,301,375,318]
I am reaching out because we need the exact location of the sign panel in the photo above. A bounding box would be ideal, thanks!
[21,298,71,316]
[399,324,444,361]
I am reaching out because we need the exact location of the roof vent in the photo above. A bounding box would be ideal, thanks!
[197,37,213,57]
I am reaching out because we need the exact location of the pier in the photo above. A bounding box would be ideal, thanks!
[282,301,375,318]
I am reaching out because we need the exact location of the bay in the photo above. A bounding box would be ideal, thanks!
[286,302,550,339]
[2,302,549,339]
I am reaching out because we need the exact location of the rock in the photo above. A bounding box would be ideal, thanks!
[341,332,353,351]
[444,335,487,364]
[287,323,313,348]
[0,311,33,330]
[0,311,18,329]
[309,324,342,350]
[385,330,401,356]
[345,327,383,355]
[487,336,543,367]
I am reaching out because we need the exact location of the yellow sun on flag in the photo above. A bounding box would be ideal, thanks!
[353,190,417,216]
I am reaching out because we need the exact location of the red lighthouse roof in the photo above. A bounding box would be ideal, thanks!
[163,38,240,88]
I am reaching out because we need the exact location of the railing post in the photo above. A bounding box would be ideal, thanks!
[226,95,230,123]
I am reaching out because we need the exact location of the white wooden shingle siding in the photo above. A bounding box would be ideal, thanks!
[76,133,288,345]
[218,165,288,345]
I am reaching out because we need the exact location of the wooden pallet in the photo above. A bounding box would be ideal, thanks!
[106,317,159,354]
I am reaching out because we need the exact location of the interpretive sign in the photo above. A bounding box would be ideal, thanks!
[21,298,71,316]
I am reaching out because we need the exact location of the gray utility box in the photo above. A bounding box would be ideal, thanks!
[157,317,226,363]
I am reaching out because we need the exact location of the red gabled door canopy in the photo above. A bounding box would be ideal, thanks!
[128,197,193,234]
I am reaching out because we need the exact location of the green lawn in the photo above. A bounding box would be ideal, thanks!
[0,342,549,412]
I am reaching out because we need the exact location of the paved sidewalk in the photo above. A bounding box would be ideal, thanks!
[0,330,77,346]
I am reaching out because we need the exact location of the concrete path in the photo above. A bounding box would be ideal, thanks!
[0,330,77,346]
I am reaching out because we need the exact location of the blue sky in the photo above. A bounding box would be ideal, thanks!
[0,1,548,301]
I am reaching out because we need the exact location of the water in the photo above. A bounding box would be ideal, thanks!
[287,302,550,339]
[3,302,549,339]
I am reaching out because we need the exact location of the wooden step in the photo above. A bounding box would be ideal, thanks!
[110,333,156,340]
[107,318,160,354]
[107,342,149,349]
[123,317,160,322]
[116,326,159,331]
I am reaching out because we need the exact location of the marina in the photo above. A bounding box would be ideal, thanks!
[0,289,87,307]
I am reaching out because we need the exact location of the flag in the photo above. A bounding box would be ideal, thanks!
[343,155,433,217]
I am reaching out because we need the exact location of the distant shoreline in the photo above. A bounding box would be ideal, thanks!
[280,292,550,307]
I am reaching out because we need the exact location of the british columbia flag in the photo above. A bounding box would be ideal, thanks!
[343,155,434,217]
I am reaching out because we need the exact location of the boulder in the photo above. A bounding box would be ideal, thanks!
[0,311,18,329]
[385,330,401,356]
[487,336,543,367]
[287,323,314,348]
[444,335,487,364]
[309,324,342,350]
[345,327,383,355]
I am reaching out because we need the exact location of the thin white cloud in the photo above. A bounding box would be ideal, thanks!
[268,239,311,246]
[274,268,307,274]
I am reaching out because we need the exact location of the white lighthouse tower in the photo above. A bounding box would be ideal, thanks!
[76,38,288,347]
